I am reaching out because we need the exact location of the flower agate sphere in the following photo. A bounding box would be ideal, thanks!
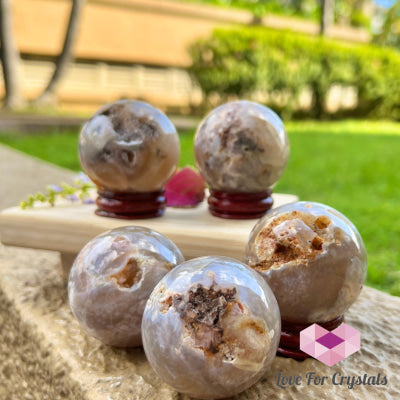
[245,202,367,358]
[79,100,180,218]
[194,100,289,219]
[68,226,184,347]
[142,256,280,399]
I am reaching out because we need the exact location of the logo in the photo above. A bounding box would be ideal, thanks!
[300,323,360,366]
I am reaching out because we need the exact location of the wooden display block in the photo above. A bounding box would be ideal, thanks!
[0,193,297,272]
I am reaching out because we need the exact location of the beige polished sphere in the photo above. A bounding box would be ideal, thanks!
[194,100,289,193]
[245,202,367,324]
[79,100,180,193]
[68,226,184,347]
[142,256,280,399]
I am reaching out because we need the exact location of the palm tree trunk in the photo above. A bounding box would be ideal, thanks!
[0,0,24,109]
[34,0,86,106]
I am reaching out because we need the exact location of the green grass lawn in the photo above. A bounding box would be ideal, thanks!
[1,120,399,296]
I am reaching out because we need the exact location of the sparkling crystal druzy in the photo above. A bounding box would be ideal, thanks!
[68,226,184,347]
[194,101,289,193]
[142,256,280,399]
[79,100,180,193]
[245,202,367,324]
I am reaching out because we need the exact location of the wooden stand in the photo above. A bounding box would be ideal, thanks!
[208,189,273,219]
[278,315,344,361]
[96,189,165,219]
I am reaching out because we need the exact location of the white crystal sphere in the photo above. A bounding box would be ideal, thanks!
[194,100,289,193]
[245,202,367,324]
[79,100,180,192]
[68,226,184,347]
[142,256,280,399]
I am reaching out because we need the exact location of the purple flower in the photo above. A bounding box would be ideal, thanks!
[75,172,91,184]
[66,194,79,202]
[82,198,95,204]
[48,184,63,193]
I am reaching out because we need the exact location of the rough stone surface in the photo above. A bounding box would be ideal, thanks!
[0,243,399,400]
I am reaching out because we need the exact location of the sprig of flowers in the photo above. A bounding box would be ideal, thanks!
[20,172,96,209]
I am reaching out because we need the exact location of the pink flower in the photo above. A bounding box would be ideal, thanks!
[165,167,205,208]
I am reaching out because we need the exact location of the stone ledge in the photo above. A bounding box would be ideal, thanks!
[1,244,399,400]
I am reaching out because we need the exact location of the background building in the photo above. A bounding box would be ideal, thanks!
[1,0,370,112]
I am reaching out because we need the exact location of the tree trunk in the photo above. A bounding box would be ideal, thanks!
[320,0,334,36]
[0,0,24,109]
[310,82,326,119]
[34,0,86,106]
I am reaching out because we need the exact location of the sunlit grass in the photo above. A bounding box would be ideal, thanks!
[286,119,400,136]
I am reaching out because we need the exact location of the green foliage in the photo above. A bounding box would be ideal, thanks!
[182,0,301,17]
[188,27,400,119]
[181,0,324,21]
[182,0,370,26]
[189,32,259,98]
[350,9,370,28]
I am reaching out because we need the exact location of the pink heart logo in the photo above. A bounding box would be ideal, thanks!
[300,323,360,366]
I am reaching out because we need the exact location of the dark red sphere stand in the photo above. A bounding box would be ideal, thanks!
[278,315,344,361]
[208,189,273,219]
[95,189,165,219]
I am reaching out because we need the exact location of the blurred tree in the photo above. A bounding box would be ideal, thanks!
[334,0,370,27]
[193,0,372,27]
[373,1,400,49]
[34,0,86,106]
[0,0,85,109]
[0,0,24,109]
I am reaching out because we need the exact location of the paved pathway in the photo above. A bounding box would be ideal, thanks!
[0,144,75,210]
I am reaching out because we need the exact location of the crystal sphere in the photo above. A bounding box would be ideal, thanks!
[245,202,367,324]
[68,226,184,347]
[194,100,289,193]
[142,256,280,399]
[79,100,180,193]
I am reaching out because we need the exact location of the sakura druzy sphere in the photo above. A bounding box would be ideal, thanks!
[142,256,280,399]
[194,100,289,193]
[79,100,180,193]
[68,226,184,347]
[245,202,367,324]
